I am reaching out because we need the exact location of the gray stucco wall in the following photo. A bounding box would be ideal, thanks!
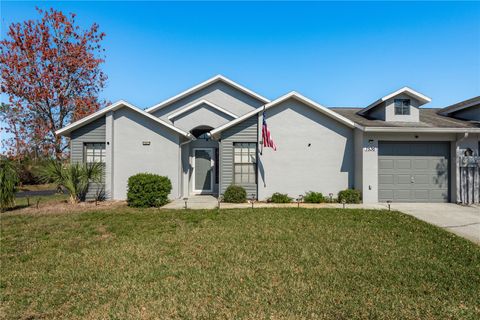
[112,108,181,200]
[257,98,354,200]
[70,117,106,200]
[171,103,235,132]
[451,105,480,121]
[152,81,264,121]
[219,115,258,198]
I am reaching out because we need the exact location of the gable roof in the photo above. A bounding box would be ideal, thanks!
[358,87,431,115]
[332,107,480,132]
[145,75,270,114]
[167,99,238,121]
[210,91,357,137]
[55,100,191,138]
[437,96,480,115]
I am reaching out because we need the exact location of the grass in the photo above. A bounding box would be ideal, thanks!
[13,193,69,209]
[1,208,479,319]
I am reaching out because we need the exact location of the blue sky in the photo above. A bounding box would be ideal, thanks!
[1,1,479,110]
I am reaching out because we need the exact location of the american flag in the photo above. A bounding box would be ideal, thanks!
[262,111,276,150]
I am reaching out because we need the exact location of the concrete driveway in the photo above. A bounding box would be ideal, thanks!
[390,203,480,244]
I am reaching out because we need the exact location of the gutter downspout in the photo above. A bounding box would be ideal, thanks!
[456,132,469,203]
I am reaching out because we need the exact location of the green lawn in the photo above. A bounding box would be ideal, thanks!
[1,208,479,319]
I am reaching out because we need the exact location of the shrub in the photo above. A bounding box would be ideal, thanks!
[127,173,172,207]
[37,160,103,204]
[223,185,247,203]
[269,192,292,203]
[303,191,325,203]
[0,158,19,211]
[338,189,361,204]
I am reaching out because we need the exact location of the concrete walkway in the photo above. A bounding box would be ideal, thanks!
[162,195,218,210]
[389,203,480,244]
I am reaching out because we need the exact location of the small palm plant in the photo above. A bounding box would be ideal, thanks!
[0,157,19,211]
[37,160,104,204]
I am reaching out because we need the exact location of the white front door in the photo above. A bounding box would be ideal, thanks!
[192,148,214,193]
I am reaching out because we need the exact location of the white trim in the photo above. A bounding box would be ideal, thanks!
[192,148,214,194]
[362,127,480,133]
[167,99,238,120]
[358,87,431,115]
[210,91,357,137]
[55,100,192,138]
[145,75,270,114]
[438,99,480,115]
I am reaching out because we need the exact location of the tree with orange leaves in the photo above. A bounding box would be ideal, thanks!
[0,8,107,159]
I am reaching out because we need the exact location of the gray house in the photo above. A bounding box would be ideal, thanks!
[56,76,480,203]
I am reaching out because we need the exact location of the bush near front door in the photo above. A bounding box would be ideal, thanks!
[127,173,172,207]
[223,185,247,203]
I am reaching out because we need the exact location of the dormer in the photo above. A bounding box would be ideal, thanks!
[438,96,480,122]
[358,87,431,122]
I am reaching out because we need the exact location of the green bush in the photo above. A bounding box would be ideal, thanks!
[303,191,325,203]
[269,192,292,203]
[338,189,361,204]
[127,173,172,207]
[0,158,19,211]
[223,185,247,203]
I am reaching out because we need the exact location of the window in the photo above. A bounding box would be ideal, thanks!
[234,142,257,184]
[394,99,411,115]
[84,143,106,164]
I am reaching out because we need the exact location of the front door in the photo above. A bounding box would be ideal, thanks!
[193,148,213,193]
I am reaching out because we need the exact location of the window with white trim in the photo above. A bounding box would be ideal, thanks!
[84,143,106,164]
[394,99,411,115]
[233,142,257,184]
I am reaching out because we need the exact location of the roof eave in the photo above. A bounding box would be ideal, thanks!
[361,127,480,133]
[210,91,357,137]
[55,100,191,138]
[358,87,431,116]
[145,75,270,114]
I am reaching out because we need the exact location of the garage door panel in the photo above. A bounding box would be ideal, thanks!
[430,159,448,170]
[379,174,394,184]
[413,174,429,185]
[379,190,393,200]
[413,190,429,201]
[431,190,449,201]
[394,190,412,201]
[379,159,394,169]
[397,159,412,169]
[413,159,429,169]
[378,142,450,203]
[397,174,412,184]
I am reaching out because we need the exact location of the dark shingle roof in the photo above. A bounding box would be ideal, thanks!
[438,96,480,114]
[331,108,480,128]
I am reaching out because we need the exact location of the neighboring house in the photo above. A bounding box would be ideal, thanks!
[56,76,480,203]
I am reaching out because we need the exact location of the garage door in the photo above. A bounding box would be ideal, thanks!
[378,141,450,202]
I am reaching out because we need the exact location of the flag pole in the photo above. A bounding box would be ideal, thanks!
[260,104,265,155]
